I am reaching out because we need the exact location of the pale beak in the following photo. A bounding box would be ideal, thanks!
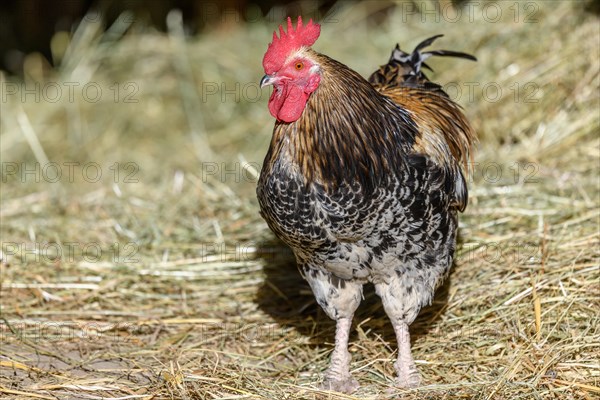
[260,74,277,88]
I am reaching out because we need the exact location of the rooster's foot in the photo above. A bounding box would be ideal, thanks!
[394,367,421,388]
[320,377,359,393]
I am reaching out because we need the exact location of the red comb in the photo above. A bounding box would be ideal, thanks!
[263,16,321,74]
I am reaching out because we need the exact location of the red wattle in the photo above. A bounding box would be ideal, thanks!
[268,85,310,123]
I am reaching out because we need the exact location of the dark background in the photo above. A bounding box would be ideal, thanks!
[3,0,598,76]
[7,0,576,75]
[0,0,343,74]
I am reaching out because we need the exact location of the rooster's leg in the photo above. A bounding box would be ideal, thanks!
[391,320,421,388]
[301,266,362,393]
[374,281,422,388]
[322,316,359,393]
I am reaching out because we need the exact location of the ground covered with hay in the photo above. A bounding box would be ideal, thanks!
[1,1,598,399]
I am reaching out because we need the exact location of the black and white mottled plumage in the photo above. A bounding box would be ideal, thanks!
[257,35,476,392]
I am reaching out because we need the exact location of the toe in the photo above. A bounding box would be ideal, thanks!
[395,370,421,388]
[320,377,360,393]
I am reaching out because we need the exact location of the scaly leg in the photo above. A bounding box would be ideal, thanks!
[322,316,359,393]
[392,320,421,388]
[374,280,423,388]
[300,265,362,393]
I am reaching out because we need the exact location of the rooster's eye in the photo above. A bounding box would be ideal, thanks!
[295,62,304,70]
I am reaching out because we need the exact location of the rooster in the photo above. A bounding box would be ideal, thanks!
[257,17,476,392]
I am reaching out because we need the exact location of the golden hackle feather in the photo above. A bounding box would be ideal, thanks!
[263,50,419,193]
[380,86,476,174]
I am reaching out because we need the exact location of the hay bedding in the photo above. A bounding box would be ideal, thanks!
[0,1,598,399]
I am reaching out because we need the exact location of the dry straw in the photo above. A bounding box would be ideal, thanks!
[1,1,598,398]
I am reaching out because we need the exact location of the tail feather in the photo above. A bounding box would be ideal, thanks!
[368,35,476,94]
[369,35,477,211]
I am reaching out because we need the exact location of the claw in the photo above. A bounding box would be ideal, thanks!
[394,363,422,388]
[320,377,360,393]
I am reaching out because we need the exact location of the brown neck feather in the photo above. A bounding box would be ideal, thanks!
[265,51,419,192]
